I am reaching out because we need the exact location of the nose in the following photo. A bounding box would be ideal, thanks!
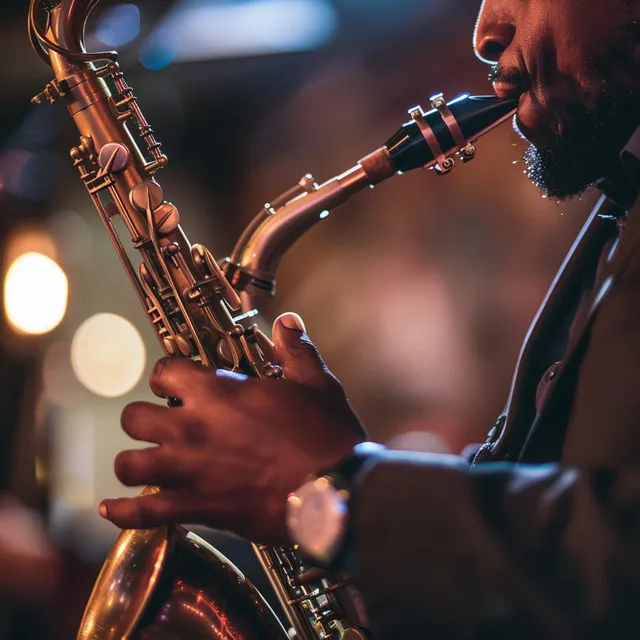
[474,1,515,64]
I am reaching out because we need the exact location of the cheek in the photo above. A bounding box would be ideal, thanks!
[547,3,622,75]
[519,5,619,107]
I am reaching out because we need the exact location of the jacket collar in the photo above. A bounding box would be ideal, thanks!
[484,127,640,463]
[597,125,640,209]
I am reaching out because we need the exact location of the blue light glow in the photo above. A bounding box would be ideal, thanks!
[139,28,180,70]
[96,4,141,48]
[139,0,337,65]
[448,93,471,106]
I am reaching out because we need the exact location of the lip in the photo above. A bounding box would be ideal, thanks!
[514,92,554,146]
[492,68,556,146]
[492,81,523,100]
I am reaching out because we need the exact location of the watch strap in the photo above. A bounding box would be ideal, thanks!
[318,441,387,489]
[314,442,386,569]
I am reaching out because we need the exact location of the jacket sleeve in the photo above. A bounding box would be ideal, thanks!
[349,451,640,639]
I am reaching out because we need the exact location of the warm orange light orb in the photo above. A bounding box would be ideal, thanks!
[4,252,68,335]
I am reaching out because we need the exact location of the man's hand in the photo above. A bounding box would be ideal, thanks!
[100,313,365,544]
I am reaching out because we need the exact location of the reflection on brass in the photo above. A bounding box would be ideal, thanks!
[79,525,289,639]
[77,525,170,639]
[28,0,517,637]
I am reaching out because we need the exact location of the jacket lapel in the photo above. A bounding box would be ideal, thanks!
[484,195,624,462]
[518,196,640,462]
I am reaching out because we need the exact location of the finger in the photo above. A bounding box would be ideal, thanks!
[99,491,194,529]
[121,401,177,444]
[114,447,189,488]
[272,313,335,387]
[149,357,209,402]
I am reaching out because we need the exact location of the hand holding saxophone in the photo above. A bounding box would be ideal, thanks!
[26,0,519,630]
[100,313,364,544]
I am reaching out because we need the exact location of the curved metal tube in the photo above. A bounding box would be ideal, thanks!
[28,1,519,636]
[229,95,517,295]
[50,0,99,51]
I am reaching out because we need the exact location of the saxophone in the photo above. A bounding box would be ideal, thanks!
[28,0,518,637]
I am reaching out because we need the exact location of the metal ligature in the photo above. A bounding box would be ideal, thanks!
[27,0,518,638]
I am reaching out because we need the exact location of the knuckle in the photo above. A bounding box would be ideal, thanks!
[126,503,149,529]
[150,356,190,395]
[182,417,206,444]
[150,357,170,386]
[137,500,155,522]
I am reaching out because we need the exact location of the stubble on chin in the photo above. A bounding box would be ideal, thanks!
[524,17,640,200]
[523,86,640,200]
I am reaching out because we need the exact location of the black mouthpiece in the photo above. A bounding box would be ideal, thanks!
[385,94,518,173]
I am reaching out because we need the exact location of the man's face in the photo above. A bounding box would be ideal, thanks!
[475,0,640,199]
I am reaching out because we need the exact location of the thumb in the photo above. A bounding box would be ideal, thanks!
[272,313,332,387]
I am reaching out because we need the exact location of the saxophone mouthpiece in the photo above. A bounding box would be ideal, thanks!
[385,93,519,174]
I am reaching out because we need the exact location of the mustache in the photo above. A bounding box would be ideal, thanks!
[488,64,530,91]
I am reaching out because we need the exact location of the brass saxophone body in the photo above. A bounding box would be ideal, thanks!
[28,1,518,638]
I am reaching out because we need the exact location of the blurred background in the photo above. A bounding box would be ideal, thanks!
[0,0,598,636]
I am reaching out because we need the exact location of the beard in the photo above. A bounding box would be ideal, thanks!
[515,18,640,201]
[521,90,638,201]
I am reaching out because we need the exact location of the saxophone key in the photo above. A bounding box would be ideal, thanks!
[216,339,236,367]
[160,242,181,259]
[129,180,163,212]
[162,336,177,355]
[98,142,130,173]
[192,244,243,310]
[230,324,245,337]
[174,335,193,357]
[152,202,180,235]
[253,327,278,362]
[264,364,284,379]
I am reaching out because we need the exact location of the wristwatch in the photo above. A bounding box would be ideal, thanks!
[286,442,386,566]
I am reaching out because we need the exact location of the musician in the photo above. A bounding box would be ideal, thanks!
[100,0,640,636]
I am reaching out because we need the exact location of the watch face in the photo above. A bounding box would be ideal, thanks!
[287,477,347,562]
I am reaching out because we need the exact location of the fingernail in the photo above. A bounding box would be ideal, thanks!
[278,313,306,332]
[99,502,108,518]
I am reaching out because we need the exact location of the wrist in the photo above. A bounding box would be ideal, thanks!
[286,442,385,567]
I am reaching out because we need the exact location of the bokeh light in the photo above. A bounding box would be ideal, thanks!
[4,252,68,335]
[139,0,337,68]
[5,227,58,266]
[96,4,141,47]
[71,313,146,398]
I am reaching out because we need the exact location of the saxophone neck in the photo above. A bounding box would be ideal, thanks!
[228,94,517,298]
[30,0,115,82]
[228,148,393,297]
[49,0,100,52]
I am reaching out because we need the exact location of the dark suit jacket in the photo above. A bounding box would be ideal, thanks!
[350,193,640,638]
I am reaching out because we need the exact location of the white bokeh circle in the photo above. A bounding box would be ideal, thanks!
[71,313,146,398]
